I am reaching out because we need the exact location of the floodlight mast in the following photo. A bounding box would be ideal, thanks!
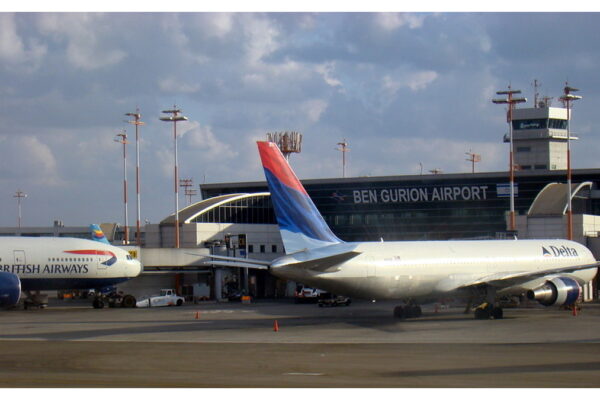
[560,84,582,240]
[160,107,188,248]
[13,190,27,233]
[336,139,350,178]
[465,150,481,174]
[125,109,145,246]
[492,86,527,233]
[114,131,129,244]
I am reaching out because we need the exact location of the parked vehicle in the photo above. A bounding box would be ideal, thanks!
[136,289,184,308]
[294,285,325,303]
[318,292,351,307]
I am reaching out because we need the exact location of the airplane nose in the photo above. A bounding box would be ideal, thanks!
[133,260,143,277]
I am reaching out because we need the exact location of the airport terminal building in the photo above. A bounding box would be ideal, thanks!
[3,101,600,301]
[200,168,600,243]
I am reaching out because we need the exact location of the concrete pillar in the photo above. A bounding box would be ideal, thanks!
[214,267,223,301]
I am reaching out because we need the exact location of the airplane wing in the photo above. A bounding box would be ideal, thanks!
[196,253,271,270]
[206,260,269,270]
[204,254,271,266]
[436,261,600,292]
[280,251,361,273]
[195,245,361,273]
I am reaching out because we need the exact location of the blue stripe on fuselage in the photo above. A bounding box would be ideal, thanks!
[264,168,340,244]
[20,277,131,291]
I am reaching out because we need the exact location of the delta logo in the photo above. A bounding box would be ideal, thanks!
[64,250,117,266]
[542,245,579,258]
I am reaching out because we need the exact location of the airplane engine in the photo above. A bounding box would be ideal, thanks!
[526,277,581,307]
[0,271,21,308]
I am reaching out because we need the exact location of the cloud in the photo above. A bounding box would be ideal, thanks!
[381,70,439,98]
[375,13,425,31]
[240,13,281,65]
[0,135,62,185]
[158,77,201,94]
[315,62,343,89]
[2,12,600,227]
[35,13,126,70]
[301,99,328,123]
[184,121,238,161]
[0,13,47,69]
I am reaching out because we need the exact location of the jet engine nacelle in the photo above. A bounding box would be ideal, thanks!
[526,277,581,307]
[0,271,21,308]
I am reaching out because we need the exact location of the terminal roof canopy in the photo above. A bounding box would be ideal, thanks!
[528,182,593,216]
[160,193,271,225]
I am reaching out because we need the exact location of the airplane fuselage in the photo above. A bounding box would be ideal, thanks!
[271,239,597,300]
[0,237,142,291]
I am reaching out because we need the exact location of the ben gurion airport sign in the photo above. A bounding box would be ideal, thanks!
[352,183,517,204]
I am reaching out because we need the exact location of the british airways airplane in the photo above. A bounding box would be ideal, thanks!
[209,141,599,319]
[0,225,142,309]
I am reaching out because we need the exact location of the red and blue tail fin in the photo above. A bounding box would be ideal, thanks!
[257,141,342,254]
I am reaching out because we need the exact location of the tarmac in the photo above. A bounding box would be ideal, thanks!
[2,298,600,387]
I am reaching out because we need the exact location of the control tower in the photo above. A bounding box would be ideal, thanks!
[508,102,575,171]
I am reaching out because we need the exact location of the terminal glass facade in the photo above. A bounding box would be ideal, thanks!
[201,169,600,242]
[189,195,276,225]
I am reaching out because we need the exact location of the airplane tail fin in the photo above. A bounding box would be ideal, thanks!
[89,224,110,244]
[257,141,343,254]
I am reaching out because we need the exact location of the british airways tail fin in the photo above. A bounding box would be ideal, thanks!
[89,224,110,244]
[257,141,342,254]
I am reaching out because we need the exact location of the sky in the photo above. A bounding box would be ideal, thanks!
[2,9,600,227]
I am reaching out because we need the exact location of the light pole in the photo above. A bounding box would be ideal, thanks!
[114,131,129,244]
[179,178,197,205]
[493,87,527,232]
[560,84,582,240]
[13,190,27,233]
[336,139,349,178]
[125,109,145,246]
[465,150,481,174]
[160,107,188,248]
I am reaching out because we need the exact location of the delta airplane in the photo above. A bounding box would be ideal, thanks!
[0,225,142,309]
[208,141,599,319]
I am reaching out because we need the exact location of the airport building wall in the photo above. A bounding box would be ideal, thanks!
[201,168,600,242]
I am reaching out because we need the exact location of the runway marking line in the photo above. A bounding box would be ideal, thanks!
[283,372,324,376]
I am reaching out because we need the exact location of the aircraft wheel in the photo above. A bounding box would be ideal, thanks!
[491,307,503,319]
[121,295,136,308]
[413,306,423,318]
[393,306,404,318]
[474,307,490,320]
[93,298,104,309]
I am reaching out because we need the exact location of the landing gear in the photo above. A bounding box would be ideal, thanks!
[92,297,105,309]
[92,291,137,309]
[393,304,422,319]
[23,291,48,309]
[473,303,503,320]
[468,286,504,320]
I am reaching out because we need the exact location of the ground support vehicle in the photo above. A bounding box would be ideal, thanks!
[317,293,351,307]
[135,289,185,308]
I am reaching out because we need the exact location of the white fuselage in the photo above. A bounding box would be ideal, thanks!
[271,239,597,300]
[0,237,142,291]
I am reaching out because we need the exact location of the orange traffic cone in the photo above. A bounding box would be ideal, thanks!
[572,305,578,317]
[273,320,279,332]
[195,311,200,320]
